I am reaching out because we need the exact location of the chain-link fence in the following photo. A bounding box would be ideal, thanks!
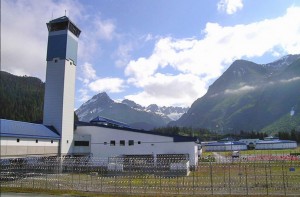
[1,156,299,196]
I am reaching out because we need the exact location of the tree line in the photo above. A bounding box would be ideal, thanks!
[0,71,44,122]
[153,126,300,143]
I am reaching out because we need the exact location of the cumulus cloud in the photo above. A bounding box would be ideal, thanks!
[125,73,207,107]
[1,0,117,81]
[88,78,125,93]
[217,0,243,15]
[77,62,126,102]
[1,0,84,80]
[124,6,300,107]
[78,62,97,84]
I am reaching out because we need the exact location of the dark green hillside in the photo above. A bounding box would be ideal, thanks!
[171,55,300,133]
[0,71,44,122]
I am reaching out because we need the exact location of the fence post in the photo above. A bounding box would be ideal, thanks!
[229,164,231,195]
[192,170,195,195]
[281,164,286,196]
[265,164,268,196]
[245,165,248,196]
[210,161,213,195]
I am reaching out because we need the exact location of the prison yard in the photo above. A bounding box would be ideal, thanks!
[1,148,300,196]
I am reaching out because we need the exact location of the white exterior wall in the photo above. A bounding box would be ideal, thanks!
[256,142,297,150]
[73,134,91,154]
[239,139,260,146]
[0,137,59,157]
[43,58,75,155]
[205,144,247,152]
[75,126,198,166]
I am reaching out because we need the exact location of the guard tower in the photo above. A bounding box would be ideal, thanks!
[43,16,81,156]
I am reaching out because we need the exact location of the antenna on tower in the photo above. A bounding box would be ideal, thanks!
[65,10,67,16]
[51,11,53,20]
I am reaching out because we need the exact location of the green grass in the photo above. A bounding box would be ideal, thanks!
[202,147,300,156]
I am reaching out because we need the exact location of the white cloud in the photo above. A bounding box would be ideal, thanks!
[78,62,97,84]
[1,0,118,81]
[1,0,84,81]
[280,77,300,83]
[114,43,133,67]
[224,85,256,94]
[77,88,90,103]
[126,73,207,107]
[94,18,116,41]
[88,78,125,93]
[125,6,300,107]
[217,0,243,15]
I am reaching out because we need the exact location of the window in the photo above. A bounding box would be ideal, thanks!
[17,139,20,143]
[74,141,89,146]
[54,59,58,63]
[138,141,141,144]
[48,21,68,32]
[110,140,115,146]
[67,140,69,143]
[128,140,134,146]
[120,140,125,146]
[51,140,53,144]
[36,139,38,143]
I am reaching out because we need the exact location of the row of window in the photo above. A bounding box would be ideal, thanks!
[106,140,141,146]
[16,139,54,144]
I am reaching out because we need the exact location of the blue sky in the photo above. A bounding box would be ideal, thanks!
[2,0,300,109]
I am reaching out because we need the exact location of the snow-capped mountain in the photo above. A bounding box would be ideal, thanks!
[75,92,188,130]
[121,101,189,121]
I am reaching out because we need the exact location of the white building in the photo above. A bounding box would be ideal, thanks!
[255,140,297,150]
[73,121,199,166]
[0,119,60,158]
[204,141,247,152]
[238,139,260,149]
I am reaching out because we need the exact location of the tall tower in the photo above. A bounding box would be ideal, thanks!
[43,16,81,155]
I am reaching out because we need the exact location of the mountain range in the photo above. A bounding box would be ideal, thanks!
[2,54,300,134]
[170,54,300,134]
[75,92,189,130]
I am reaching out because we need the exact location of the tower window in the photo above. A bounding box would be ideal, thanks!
[138,141,141,144]
[48,21,68,32]
[36,140,38,143]
[17,139,20,143]
[51,140,53,144]
[54,59,58,63]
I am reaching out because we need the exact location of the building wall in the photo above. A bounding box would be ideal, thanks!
[0,137,59,157]
[256,142,297,150]
[205,144,247,152]
[43,58,75,155]
[75,126,198,166]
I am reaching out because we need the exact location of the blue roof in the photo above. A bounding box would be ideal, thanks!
[0,119,60,139]
[76,121,198,143]
[90,116,132,129]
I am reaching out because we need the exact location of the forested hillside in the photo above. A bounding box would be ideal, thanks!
[0,71,44,122]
